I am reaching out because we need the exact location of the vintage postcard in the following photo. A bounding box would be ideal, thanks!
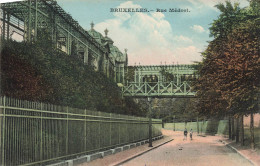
[0,0,259,165]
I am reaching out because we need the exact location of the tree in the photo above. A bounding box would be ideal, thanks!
[195,1,260,148]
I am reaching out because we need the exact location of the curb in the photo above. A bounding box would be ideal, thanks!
[113,138,174,166]
[47,135,164,166]
[220,140,257,166]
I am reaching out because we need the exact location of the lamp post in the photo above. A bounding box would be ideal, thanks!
[173,115,176,131]
[147,96,153,147]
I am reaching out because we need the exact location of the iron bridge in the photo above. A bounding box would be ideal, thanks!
[122,65,198,98]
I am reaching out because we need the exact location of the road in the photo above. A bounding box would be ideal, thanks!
[122,130,253,166]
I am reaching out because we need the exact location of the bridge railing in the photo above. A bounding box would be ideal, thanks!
[122,81,196,97]
[0,96,162,165]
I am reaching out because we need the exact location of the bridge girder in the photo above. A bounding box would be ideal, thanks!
[123,65,198,97]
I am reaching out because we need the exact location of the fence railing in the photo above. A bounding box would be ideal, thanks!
[0,96,162,165]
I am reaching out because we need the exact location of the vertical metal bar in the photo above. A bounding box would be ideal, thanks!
[184,81,186,93]
[67,25,70,55]
[170,81,173,94]
[122,66,125,84]
[31,102,33,163]
[132,83,134,96]
[26,101,29,163]
[98,112,101,149]
[18,99,21,165]
[2,9,6,40]
[50,104,53,159]
[6,99,10,165]
[52,10,57,48]
[12,101,16,164]
[28,102,31,163]
[34,0,38,41]
[1,96,6,165]
[84,109,87,151]
[132,116,134,142]
[27,0,32,42]
[66,106,69,154]
[118,114,120,145]
[44,104,47,160]
[13,99,16,165]
[157,82,160,95]
[54,105,57,157]
[6,13,10,40]
[138,117,141,140]
[46,105,48,160]
[138,69,141,86]
[109,113,112,146]
[127,116,129,143]
[34,103,38,161]
[40,103,43,161]
[145,82,147,95]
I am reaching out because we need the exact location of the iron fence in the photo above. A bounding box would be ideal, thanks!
[0,96,162,165]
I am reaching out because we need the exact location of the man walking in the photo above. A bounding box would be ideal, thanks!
[190,129,193,140]
[183,128,188,140]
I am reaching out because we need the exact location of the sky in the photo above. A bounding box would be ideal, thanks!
[1,0,250,65]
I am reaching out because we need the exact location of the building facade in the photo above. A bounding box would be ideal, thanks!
[0,0,128,84]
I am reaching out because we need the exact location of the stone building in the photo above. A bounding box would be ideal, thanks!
[87,22,128,84]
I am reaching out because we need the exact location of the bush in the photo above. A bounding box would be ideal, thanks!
[1,40,143,116]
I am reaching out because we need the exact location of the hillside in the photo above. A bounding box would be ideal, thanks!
[0,39,144,116]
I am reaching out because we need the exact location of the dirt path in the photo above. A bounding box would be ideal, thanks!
[122,130,253,166]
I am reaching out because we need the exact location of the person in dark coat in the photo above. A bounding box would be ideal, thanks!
[183,128,188,140]
[190,129,193,140]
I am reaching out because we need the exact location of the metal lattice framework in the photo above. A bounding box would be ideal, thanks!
[123,65,198,97]
[123,81,195,97]
[0,0,111,72]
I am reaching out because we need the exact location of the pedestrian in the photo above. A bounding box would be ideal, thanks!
[190,129,193,140]
[183,128,187,140]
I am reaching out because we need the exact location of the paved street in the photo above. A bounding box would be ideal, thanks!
[122,130,253,166]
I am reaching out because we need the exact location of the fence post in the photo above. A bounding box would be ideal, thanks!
[40,102,43,161]
[84,109,87,151]
[118,114,120,145]
[66,106,69,155]
[110,113,112,146]
[98,112,101,149]
[1,96,6,165]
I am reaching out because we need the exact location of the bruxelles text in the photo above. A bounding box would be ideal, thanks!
[110,8,190,13]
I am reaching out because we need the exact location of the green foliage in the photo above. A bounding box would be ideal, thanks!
[1,39,143,116]
[135,98,199,122]
[195,1,260,117]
